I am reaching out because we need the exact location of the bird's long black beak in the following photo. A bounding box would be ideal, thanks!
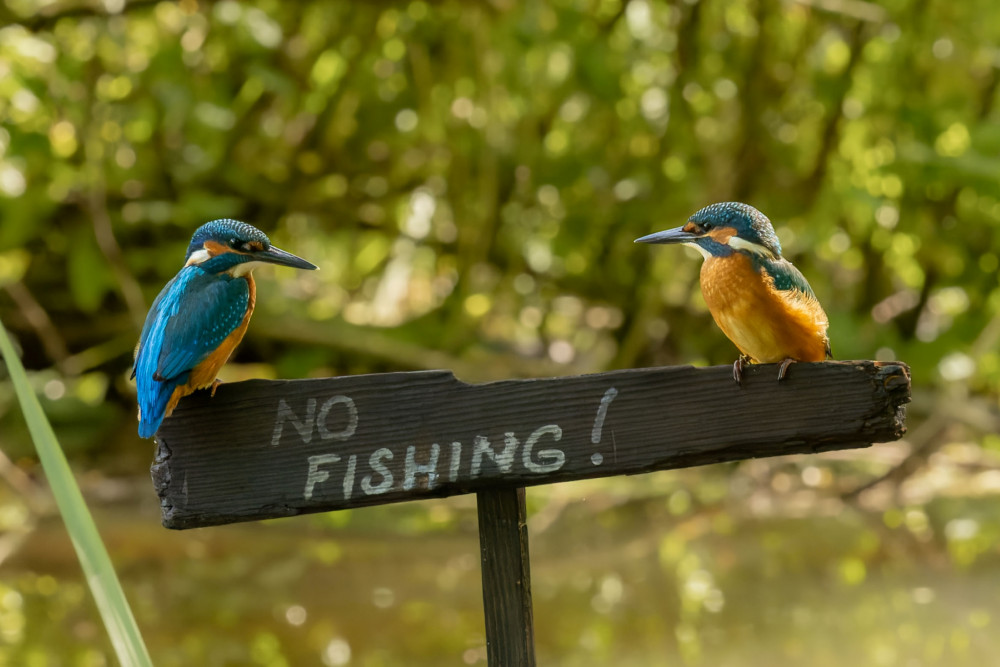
[634,226,701,245]
[256,245,318,270]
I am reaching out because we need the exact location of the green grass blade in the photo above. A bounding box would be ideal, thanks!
[0,318,154,667]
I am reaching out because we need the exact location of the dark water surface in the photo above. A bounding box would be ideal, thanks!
[2,470,998,666]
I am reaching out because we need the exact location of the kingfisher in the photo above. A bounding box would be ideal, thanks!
[132,219,317,438]
[635,202,831,383]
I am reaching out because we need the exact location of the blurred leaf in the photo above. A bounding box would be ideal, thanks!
[67,230,114,313]
[0,317,153,667]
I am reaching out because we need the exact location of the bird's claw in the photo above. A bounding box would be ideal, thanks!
[777,358,795,381]
[210,379,223,397]
[732,355,752,385]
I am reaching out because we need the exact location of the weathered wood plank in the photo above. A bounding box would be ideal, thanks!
[477,487,535,667]
[151,361,910,529]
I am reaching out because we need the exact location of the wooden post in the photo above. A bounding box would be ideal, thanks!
[478,487,535,667]
[151,361,910,528]
[148,360,910,665]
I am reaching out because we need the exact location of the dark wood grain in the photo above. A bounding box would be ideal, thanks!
[478,487,535,667]
[151,360,910,529]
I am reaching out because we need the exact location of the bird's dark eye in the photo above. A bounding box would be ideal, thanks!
[702,222,713,231]
[229,238,238,247]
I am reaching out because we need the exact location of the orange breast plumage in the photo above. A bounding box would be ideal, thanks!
[699,253,829,364]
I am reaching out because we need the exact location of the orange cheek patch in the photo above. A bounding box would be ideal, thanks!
[708,227,737,244]
[203,240,228,256]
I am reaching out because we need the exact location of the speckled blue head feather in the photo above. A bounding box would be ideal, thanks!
[689,202,782,256]
[182,219,316,274]
[186,219,271,261]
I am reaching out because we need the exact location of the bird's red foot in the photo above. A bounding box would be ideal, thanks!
[777,358,796,381]
[210,379,223,397]
[732,355,752,385]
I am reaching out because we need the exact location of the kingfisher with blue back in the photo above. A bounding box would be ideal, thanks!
[636,202,831,383]
[132,219,317,438]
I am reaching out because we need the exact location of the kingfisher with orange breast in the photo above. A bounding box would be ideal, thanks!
[636,202,831,383]
[132,219,317,438]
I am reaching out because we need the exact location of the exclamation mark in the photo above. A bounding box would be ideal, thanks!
[590,387,618,466]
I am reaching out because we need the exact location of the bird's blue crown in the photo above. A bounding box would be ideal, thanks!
[690,202,782,257]
[186,219,271,262]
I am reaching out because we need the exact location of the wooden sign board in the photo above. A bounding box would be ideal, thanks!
[152,361,909,529]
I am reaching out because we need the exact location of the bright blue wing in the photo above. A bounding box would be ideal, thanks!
[133,267,249,437]
[132,278,172,379]
[154,272,249,381]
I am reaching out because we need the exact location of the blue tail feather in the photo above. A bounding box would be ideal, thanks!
[137,375,184,439]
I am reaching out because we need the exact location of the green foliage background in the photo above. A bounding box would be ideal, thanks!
[1,0,1000,665]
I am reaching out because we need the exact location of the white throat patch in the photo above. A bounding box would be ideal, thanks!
[684,241,712,259]
[185,247,212,266]
[229,260,265,277]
